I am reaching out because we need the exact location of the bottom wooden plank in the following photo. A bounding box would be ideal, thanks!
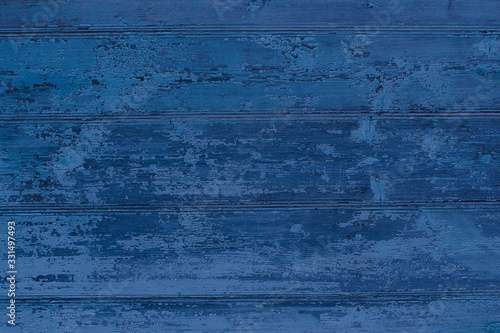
[5,296,500,332]
[1,207,499,297]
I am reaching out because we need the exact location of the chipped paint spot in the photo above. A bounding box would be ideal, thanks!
[351,118,377,143]
[370,176,388,203]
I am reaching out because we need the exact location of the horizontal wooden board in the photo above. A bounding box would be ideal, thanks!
[0,118,498,206]
[8,296,500,332]
[1,34,500,116]
[1,0,499,30]
[1,1,499,330]
[1,208,499,297]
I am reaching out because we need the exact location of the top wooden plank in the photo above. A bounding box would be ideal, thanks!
[0,0,499,31]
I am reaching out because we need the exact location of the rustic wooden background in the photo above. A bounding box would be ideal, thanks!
[1,0,499,331]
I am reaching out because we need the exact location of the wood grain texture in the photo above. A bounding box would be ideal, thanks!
[1,0,499,331]
[10,297,500,332]
[1,0,499,29]
[1,34,499,116]
[3,208,499,297]
[0,118,498,206]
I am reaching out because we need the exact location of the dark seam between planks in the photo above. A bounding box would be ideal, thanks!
[1,112,500,123]
[7,293,500,303]
[1,26,500,37]
[1,201,499,214]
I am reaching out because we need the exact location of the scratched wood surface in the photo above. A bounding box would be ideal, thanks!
[3,208,500,297]
[12,297,500,332]
[1,0,499,28]
[1,119,499,206]
[1,0,499,332]
[1,34,500,116]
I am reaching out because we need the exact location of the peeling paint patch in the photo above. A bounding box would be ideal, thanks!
[370,176,389,203]
[351,118,377,143]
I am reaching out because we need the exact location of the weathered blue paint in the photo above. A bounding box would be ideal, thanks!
[0,119,499,206]
[5,208,500,297]
[1,34,500,115]
[1,0,499,28]
[1,0,499,331]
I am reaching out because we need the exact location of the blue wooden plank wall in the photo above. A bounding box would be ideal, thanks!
[1,0,499,332]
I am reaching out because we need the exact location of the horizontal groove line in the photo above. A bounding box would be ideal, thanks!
[1,26,500,36]
[1,201,499,213]
[6,292,500,303]
[1,112,500,123]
